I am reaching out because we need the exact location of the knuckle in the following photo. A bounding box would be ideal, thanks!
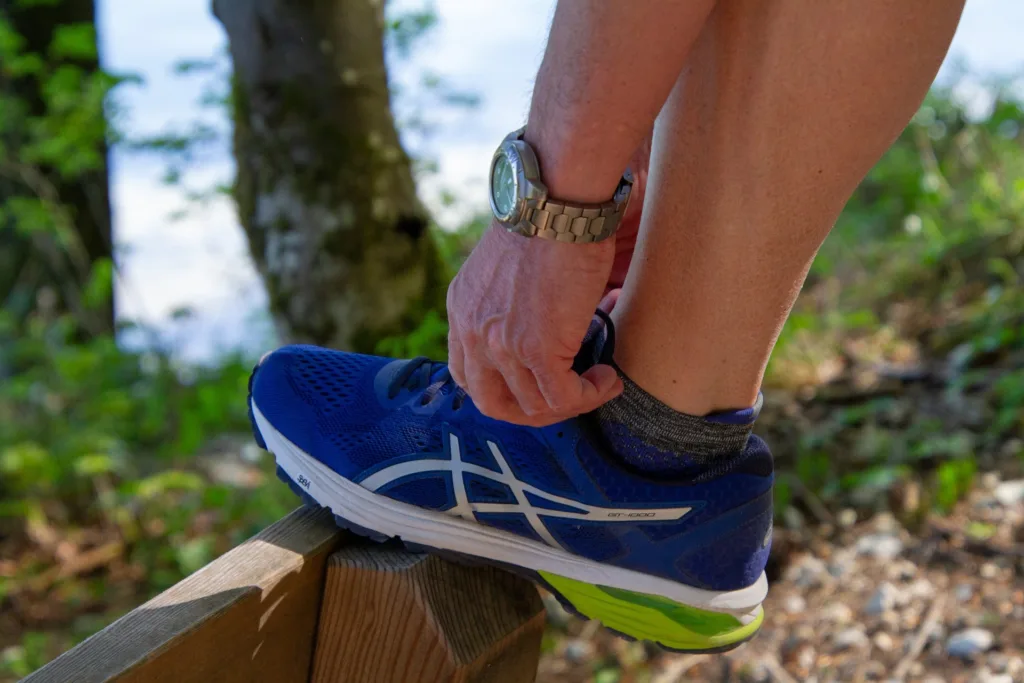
[460,329,483,352]
[484,328,513,362]
[513,336,546,365]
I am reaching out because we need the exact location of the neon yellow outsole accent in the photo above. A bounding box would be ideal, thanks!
[539,571,764,651]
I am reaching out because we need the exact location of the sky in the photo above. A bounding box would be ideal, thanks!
[96,0,1024,360]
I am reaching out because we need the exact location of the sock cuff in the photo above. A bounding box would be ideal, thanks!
[599,370,758,458]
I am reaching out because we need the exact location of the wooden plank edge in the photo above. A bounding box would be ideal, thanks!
[23,507,344,683]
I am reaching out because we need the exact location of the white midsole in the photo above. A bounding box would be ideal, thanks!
[253,404,768,620]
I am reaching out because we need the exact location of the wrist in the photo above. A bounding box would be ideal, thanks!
[488,220,614,259]
[521,124,625,204]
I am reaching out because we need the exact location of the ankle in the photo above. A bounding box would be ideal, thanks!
[611,346,761,417]
[594,366,761,476]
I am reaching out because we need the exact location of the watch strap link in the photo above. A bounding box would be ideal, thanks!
[520,201,623,243]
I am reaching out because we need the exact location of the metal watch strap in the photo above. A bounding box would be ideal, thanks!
[518,201,624,243]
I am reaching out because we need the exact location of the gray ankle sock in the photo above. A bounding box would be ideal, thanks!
[595,369,761,465]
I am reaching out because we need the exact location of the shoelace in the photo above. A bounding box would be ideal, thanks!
[386,308,617,410]
[387,357,467,409]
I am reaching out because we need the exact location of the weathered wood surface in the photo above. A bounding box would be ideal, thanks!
[23,507,343,683]
[311,545,546,683]
[23,508,547,683]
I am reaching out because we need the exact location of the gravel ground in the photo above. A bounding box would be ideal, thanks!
[536,474,1024,683]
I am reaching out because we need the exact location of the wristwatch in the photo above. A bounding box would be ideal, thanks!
[488,127,634,243]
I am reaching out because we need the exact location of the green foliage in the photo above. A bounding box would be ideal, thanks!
[769,78,1024,515]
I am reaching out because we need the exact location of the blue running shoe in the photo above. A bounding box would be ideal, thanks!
[248,315,772,652]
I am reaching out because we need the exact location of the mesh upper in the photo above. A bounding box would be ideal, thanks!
[251,344,775,592]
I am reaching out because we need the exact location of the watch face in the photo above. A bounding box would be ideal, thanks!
[491,152,518,219]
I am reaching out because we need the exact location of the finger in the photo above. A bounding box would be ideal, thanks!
[532,361,621,417]
[463,355,527,422]
[598,288,621,314]
[491,355,552,418]
[447,328,467,389]
[580,364,624,408]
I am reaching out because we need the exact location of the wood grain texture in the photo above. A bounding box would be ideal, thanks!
[23,507,344,683]
[311,545,546,683]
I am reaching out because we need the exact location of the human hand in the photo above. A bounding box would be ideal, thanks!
[446,226,623,426]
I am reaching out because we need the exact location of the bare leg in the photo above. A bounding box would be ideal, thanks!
[612,0,966,415]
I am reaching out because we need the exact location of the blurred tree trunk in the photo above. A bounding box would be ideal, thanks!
[214,0,447,352]
[0,0,114,337]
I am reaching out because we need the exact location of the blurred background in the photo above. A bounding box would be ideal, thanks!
[0,0,1022,681]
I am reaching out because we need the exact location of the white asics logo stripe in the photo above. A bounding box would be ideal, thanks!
[358,433,692,550]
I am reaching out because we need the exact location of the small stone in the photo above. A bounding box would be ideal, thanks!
[786,555,829,588]
[886,560,917,582]
[856,532,904,561]
[542,593,571,628]
[988,653,1010,673]
[838,508,858,527]
[784,594,807,614]
[1006,657,1024,678]
[865,582,905,615]
[831,626,864,655]
[742,661,771,683]
[783,506,805,529]
[901,608,921,631]
[564,639,593,662]
[873,631,895,652]
[981,562,999,579]
[981,472,1002,491]
[795,624,815,641]
[946,628,995,658]
[994,480,1024,506]
[880,609,901,632]
[955,583,974,603]
[797,646,816,672]
[828,548,857,578]
[822,602,854,624]
[872,511,898,532]
[833,627,870,651]
[907,578,935,600]
[975,669,1012,683]
[926,622,947,644]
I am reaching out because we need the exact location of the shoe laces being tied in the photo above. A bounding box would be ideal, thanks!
[387,357,467,410]
[387,308,616,413]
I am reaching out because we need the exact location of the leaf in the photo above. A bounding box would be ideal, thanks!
[82,258,113,310]
[136,470,205,499]
[175,536,215,575]
[172,58,218,75]
[74,453,114,477]
[49,24,98,61]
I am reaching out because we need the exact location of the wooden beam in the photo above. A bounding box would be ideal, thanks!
[310,545,546,683]
[23,507,344,683]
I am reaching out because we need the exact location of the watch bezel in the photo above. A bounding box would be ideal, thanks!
[489,132,547,230]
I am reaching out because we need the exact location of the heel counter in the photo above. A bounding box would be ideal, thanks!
[676,434,774,591]
[675,485,773,591]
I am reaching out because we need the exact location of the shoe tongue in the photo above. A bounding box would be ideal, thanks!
[572,311,616,374]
